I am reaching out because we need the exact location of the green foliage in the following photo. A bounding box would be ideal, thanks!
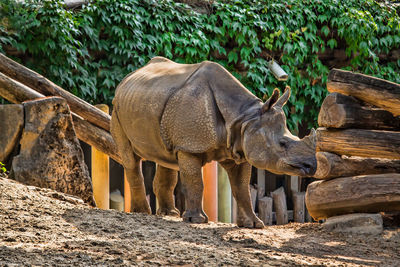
[1,0,399,131]
[0,162,6,174]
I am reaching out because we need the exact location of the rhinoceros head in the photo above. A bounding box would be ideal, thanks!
[242,87,317,176]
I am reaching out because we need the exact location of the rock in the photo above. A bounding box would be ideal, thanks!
[323,213,383,235]
[11,97,95,206]
[0,104,24,162]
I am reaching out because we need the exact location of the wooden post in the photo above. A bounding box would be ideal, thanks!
[91,104,110,210]
[250,185,258,211]
[124,172,131,212]
[203,161,218,222]
[293,191,305,223]
[258,197,273,225]
[271,187,288,225]
[218,164,231,223]
[232,196,237,224]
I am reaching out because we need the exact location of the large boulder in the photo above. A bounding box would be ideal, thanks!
[0,104,24,163]
[11,97,95,205]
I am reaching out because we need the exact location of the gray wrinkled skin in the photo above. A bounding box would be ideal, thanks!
[111,57,316,228]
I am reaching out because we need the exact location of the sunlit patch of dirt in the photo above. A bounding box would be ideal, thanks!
[1,176,399,266]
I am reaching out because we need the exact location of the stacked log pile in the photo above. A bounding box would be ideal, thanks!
[306,69,400,220]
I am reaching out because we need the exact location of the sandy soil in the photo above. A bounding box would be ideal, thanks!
[1,176,400,266]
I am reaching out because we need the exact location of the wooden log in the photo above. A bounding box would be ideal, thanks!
[318,93,400,130]
[306,173,400,220]
[0,53,111,131]
[327,68,400,116]
[315,151,400,179]
[316,128,400,159]
[258,197,273,225]
[0,72,121,163]
[292,192,305,223]
[271,187,288,225]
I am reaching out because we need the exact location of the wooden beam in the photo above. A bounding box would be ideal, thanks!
[0,72,121,163]
[315,152,400,179]
[317,127,400,159]
[0,53,111,131]
[306,173,400,220]
[327,68,400,116]
[318,93,400,130]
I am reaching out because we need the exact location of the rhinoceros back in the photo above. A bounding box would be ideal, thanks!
[112,57,204,166]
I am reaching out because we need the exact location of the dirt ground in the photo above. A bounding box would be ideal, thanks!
[1,176,400,266]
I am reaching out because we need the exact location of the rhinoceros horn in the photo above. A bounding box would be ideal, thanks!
[274,86,291,108]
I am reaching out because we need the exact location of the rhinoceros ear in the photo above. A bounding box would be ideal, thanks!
[262,88,280,113]
[274,86,291,108]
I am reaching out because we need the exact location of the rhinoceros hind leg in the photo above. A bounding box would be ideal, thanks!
[111,111,151,214]
[220,160,264,229]
[177,151,208,223]
[153,165,180,217]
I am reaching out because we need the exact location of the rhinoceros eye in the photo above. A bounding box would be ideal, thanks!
[279,140,288,149]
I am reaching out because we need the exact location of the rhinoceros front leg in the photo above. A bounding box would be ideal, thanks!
[153,165,180,217]
[220,160,264,228]
[177,151,208,223]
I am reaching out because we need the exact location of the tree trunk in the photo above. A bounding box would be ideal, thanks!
[318,93,400,130]
[315,152,400,179]
[0,72,121,163]
[0,53,111,131]
[316,128,400,159]
[327,68,400,116]
[305,174,400,220]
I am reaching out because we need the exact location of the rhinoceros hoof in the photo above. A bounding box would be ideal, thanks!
[131,204,152,214]
[182,210,208,223]
[237,216,264,229]
[156,207,180,217]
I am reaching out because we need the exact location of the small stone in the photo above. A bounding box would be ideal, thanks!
[323,213,383,235]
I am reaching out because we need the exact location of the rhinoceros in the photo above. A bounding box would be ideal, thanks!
[111,57,316,228]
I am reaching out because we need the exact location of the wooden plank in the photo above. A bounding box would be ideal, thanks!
[318,92,400,130]
[0,53,111,131]
[0,72,121,163]
[315,151,400,179]
[305,173,400,220]
[292,192,305,223]
[317,127,400,159]
[258,197,273,225]
[327,68,400,116]
[271,187,288,225]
